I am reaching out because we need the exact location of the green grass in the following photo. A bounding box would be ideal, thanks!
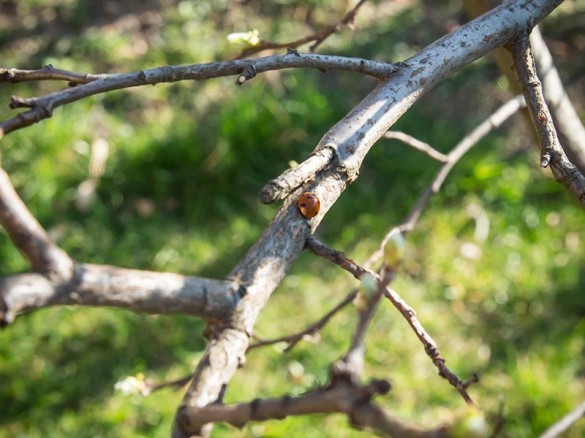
[1,1,584,437]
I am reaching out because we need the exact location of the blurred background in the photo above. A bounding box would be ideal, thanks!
[0,1,584,436]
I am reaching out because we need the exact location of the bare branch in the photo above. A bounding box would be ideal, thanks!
[306,237,475,403]
[178,379,445,438]
[381,287,476,405]
[530,26,585,173]
[400,95,526,233]
[0,53,397,138]
[248,289,358,352]
[539,400,585,438]
[236,0,369,58]
[0,166,73,279]
[0,65,101,85]
[0,263,238,326]
[384,131,449,163]
[510,34,585,206]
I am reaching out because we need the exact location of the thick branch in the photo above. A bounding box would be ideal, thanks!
[178,379,445,438]
[0,263,238,326]
[510,35,585,206]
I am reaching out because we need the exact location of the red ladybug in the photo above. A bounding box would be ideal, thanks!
[298,192,320,219]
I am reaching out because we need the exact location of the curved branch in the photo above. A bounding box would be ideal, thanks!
[178,379,445,438]
[0,53,396,138]
[0,263,238,326]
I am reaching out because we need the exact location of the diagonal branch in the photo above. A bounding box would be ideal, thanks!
[510,34,585,206]
[0,166,73,279]
[530,26,585,173]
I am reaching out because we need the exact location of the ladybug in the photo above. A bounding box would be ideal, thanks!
[298,192,320,219]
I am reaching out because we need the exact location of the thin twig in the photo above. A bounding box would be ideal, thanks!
[399,95,526,233]
[538,400,585,438]
[384,131,449,163]
[247,289,358,352]
[367,95,526,269]
[236,0,369,58]
[307,237,475,403]
[381,286,475,405]
[0,65,100,85]
[510,34,585,206]
[145,375,193,395]
[177,378,444,438]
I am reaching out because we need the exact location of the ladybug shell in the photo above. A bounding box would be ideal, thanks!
[298,192,320,219]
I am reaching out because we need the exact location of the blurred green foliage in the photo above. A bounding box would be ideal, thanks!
[1,1,584,437]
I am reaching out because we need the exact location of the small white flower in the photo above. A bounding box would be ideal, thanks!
[114,374,148,396]
[227,30,260,48]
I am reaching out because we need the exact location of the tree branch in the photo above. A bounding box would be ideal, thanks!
[0,166,73,279]
[307,237,476,404]
[400,95,525,233]
[0,264,238,326]
[510,34,585,206]
[0,64,101,85]
[247,288,358,352]
[177,378,446,438]
[236,0,369,58]
[0,53,396,138]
